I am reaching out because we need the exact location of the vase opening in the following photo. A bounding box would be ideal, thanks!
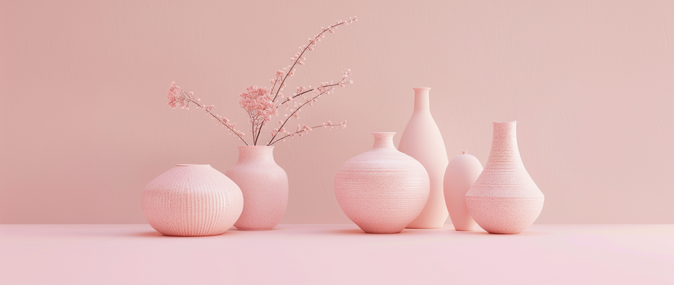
[236,145,276,164]
[493,120,517,124]
[492,121,518,139]
[412,87,431,112]
[371,132,396,149]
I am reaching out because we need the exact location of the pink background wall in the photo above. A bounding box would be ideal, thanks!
[1,0,672,224]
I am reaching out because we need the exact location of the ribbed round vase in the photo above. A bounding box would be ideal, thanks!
[444,151,483,231]
[226,146,288,231]
[465,121,544,234]
[399,87,450,229]
[142,164,244,237]
[334,132,430,234]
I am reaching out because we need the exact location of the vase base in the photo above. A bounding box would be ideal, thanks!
[465,196,544,234]
[452,227,477,231]
[235,227,276,231]
[363,230,403,234]
[404,226,443,229]
[159,231,227,237]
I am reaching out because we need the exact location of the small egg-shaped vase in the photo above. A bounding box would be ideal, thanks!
[444,151,483,231]
[465,121,544,234]
[399,87,450,229]
[142,164,244,237]
[226,146,288,230]
[334,132,430,234]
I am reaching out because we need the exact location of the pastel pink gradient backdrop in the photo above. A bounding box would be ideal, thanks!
[0,0,672,224]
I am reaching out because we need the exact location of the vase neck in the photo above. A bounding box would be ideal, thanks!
[371,132,396,149]
[413,87,431,112]
[236,146,275,164]
[488,121,522,164]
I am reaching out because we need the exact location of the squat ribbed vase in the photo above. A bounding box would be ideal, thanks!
[142,164,244,237]
[465,121,544,234]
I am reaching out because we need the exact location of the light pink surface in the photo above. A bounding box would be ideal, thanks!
[399,88,450,229]
[1,224,673,285]
[467,121,545,234]
[334,132,429,233]
[1,1,673,224]
[444,151,483,231]
[141,164,242,236]
[226,146,288,230]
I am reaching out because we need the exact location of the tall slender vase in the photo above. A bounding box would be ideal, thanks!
[465,121,544,234]
[334,132,430,234]
[399,87,449,229]
[226,146,288,230]
[142,164,243,237]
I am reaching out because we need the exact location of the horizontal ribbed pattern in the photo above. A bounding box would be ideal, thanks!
[335,133,430,234]
[466,122,544,234]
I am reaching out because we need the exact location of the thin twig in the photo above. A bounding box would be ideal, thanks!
[182,92,249,146]
[269,123,343,145]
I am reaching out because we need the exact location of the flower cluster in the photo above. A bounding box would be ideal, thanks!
[167,81,191,109]
[239,86,276,122]
[166,16,356,146]
[238,86,278,145]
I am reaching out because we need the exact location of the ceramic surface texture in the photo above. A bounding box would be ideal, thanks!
[398,87,449,228]
[141,164,243,237]
[334,132,430,234]
[444,151,483,231]
[465,121,544,234]
[226,146,288,230]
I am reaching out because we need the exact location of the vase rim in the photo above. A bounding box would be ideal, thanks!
[371,131,396,135]
[175,164,210,167]
[493,120,517,124]
[237,145,275,148]
[413,87,431,90]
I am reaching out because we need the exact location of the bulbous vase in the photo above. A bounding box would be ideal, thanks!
[465,121,544,234]
[398,87,449,229]
[444,151,483,231]
[334,132,430,234]
[142,164,244,237]
[226,146,288,230]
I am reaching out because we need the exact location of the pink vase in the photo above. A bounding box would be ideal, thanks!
[141,164,243,237]
[334,132,430,234]
[226,146,288,230]
[444,151,483,231]
[465,121,544,234]
[399,87,449,229]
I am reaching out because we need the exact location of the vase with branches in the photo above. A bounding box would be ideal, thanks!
[165,16,357,230]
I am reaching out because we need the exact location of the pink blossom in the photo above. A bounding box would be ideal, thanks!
[239,86,277,123]
[167,81,187,109]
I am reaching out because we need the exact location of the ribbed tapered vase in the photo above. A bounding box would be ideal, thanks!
[142,164,243,237]
[465,121,544,234]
